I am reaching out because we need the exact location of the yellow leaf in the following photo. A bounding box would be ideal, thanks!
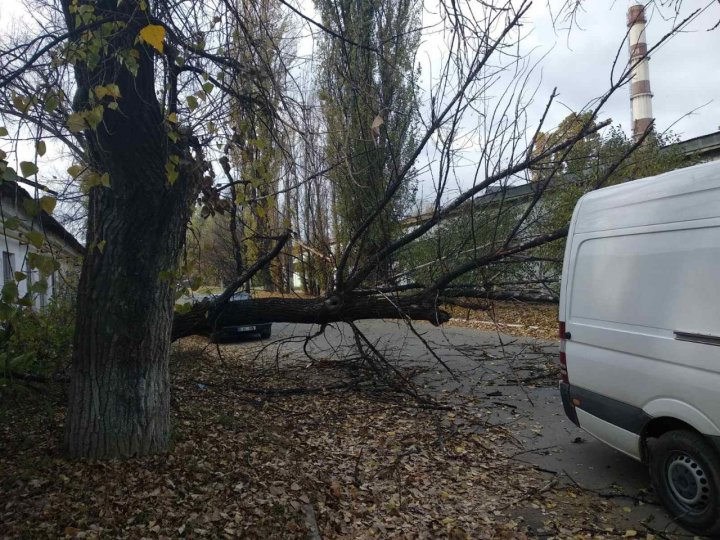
[66,113,87,132]
[85,105,104,129]
[106,84,121,98]
[67,164,84,178]
[139,24,165,54]
[167,112,178,123]
[40,196,56,214]
[623,530,637,538]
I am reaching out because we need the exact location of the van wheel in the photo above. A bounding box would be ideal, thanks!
[649,430,720,537]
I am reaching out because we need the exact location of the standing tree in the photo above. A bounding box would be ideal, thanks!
[223,0,292,291]
[316,0,421,285]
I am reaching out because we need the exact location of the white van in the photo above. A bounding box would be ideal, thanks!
[559,160,720,537]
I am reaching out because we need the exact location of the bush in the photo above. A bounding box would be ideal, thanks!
[1,297,75,381]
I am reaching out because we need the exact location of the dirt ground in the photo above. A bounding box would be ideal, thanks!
[1,340,555,539]
[446,300,559,341]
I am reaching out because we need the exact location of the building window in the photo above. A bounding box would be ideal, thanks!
[37,271,46,308]
[2,251,15,284]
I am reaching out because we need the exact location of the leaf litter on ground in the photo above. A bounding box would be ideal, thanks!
[1,335,665,539]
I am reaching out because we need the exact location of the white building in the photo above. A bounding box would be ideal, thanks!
[1,180,83,309]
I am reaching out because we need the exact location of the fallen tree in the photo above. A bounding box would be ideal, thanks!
[172,294,451,341]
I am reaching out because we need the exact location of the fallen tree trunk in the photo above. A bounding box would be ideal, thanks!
[171,294,450,341]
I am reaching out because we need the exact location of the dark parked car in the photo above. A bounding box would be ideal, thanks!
[211,291,272,342]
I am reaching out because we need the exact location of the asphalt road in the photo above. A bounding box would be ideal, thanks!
[231,320,694,537]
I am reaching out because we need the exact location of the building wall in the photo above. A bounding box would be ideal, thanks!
[1,195,81,310]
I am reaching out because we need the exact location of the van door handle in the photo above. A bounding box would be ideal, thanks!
[564,332,572,340]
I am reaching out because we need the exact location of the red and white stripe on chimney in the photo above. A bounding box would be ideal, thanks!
[627,3,654,140]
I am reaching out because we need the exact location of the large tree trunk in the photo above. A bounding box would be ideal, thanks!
[65,183,189,458]
[62,0,200,459]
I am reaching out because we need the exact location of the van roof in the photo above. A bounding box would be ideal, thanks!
[573,160,720,234]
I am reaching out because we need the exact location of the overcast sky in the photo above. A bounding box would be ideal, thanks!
[1,0,718,159]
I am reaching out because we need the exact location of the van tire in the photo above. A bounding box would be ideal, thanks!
[649,430,720,537]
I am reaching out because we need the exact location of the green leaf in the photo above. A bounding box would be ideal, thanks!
[30,279,48,294]
[2,281,18,304]
[97,240,106,253]
[186,95,198,111]
[14,271,26,282]
[3,216,20,230]
[139,24,165,53]
[202,82,214,94]
[12,94,31,113]
[100,173,110,187]
[107,102,119,111]
[0,126,8,137]
[25,230,44,248]
[165,162,179,185]
[20,161,38,177]
[23,198,39,218]
[124,54,139,76]
[66,113,87,132]
[44,93,59,113]
[2,166,18,182]
[174,302,191,314]
[36,140,47,157]
[40,196,56,214]
[27,252,59,275]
